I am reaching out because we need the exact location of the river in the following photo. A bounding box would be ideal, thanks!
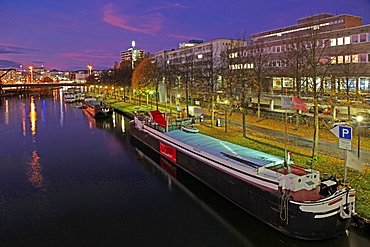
[0,89,369,247]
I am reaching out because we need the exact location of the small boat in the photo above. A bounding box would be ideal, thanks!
[64,92,76,103]
[82,98,113,118]
[181,125,199,133]
[129,110,356,240]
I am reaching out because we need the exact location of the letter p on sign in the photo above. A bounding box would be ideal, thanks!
[339,126,352,140]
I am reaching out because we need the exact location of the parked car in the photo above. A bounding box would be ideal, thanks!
[328,119,353,127]
[322,108,339,115]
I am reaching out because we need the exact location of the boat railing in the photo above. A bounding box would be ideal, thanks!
[135,111,198,133]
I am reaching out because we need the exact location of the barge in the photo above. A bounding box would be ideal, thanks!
[129,110,356,240]
[82,98,113,118]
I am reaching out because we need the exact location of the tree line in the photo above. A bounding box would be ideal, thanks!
[87,25,365,160]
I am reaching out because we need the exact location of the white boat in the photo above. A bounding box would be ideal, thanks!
[64,92,76,103]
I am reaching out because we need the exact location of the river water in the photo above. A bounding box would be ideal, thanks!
[0,89,369,247]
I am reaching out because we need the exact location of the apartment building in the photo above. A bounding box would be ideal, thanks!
[156,39,229,66]
[248,13,370,92]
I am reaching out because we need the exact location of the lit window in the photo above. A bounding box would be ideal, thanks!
[337,37,343,45]
[197,54,203,59]
[338,56,343,63]
[344,37,351,45]
[330,39,337,46]
[345,55,350,63]
[352,55,358,63]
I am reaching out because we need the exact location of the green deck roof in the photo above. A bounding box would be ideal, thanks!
[164,130,284,169]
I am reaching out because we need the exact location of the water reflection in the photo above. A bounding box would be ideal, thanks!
[82,108,114,129]
[27,149,46,190]
[25,96,46,190]
[29,96,37,136]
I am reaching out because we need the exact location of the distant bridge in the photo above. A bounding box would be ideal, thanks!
[0,83,88,95]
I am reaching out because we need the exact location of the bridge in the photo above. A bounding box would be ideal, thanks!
[0,83,88,95]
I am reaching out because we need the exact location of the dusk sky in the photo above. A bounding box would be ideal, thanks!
[2,0,370,71]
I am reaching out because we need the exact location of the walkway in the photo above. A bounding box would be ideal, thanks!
[203,115,370,164]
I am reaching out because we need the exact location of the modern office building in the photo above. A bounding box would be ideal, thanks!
[120,41,145,67]
[155,38,247,76]
[246,13,370,92]
[156,38,246,64]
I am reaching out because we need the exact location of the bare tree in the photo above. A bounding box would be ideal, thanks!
[177,49,196,117]
[298,22,331,159]
[224,34,250,136]
[247,40,271,121]
[329,41,362,119]
[196,42,224,127]
[284,36,308,129]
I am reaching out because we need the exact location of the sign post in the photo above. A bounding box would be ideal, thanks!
[330,126,352,183]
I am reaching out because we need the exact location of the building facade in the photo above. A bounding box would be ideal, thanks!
[247,13,370,92]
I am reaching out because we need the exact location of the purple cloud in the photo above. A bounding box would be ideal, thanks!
[103,3,164,35]
[0,45,38,54]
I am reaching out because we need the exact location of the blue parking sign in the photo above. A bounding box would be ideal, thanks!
[339,126,352,140]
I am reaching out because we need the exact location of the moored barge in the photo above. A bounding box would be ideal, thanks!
[82,98,113,118]
[129,110,356,240]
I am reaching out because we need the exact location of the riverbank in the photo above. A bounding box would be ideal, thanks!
[105,98,370,225]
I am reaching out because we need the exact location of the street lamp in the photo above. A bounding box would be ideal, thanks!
[176,94,181,112]
[87,65,92,75]
[149,90,153,108]
[29,66,33,83]
[146,92,149,109]
[356,115,363,157]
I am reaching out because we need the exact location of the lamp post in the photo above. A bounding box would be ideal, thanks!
[87,65,92,75]
[356,116,363,157]
[146,92,149,109]
[29,66,33,83]
[149,90,153,108]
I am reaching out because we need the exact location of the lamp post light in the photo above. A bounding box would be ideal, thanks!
[149,90,153,108]
[87,65,92,75]
[356,115,363,157]
[29,66,33,83]
[146,92,149,109]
